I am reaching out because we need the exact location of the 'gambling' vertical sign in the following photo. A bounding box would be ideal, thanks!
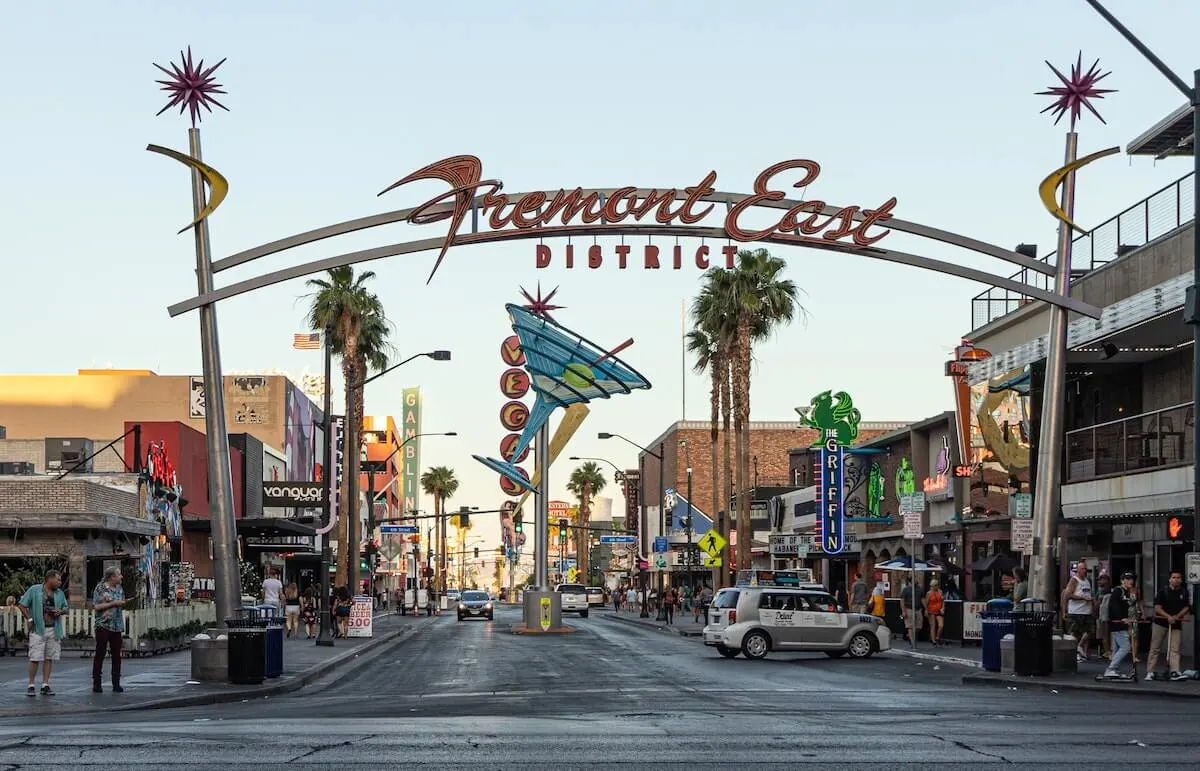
[815,438,845,554]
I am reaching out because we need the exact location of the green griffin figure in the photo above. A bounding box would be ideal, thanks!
[895,457,916,496]
[798,390,863,447]
[867,462,885,518]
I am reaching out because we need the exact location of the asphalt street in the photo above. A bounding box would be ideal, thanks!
[0,605,1197,768]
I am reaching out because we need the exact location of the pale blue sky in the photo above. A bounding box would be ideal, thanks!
[3,1,1198,547]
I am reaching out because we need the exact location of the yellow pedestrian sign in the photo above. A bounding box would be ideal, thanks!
[698,529,727,558]
[703,554,723,567]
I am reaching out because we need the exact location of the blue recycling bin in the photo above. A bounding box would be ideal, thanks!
[253,605,285,679]
[980,608,1014,672]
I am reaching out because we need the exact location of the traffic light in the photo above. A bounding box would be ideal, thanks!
[514,520,524,534]
[474,547,479,559]
[558,518,568,542]
[458,507,471,529]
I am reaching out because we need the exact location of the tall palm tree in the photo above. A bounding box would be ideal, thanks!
[305,266,390,589]
[420,466,459,594]
[685,325,723,586]
[567,461,606,581]
[691,269,738,584]
[723,248,800,574]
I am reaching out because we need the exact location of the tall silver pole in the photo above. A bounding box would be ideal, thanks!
[1029,131,1078,605]
[187,127,242,627]
[534,423,550,590]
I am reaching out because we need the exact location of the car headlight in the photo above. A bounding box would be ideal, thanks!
[485,603,493,609]
[458,604,466,610]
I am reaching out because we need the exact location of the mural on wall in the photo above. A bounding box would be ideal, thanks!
[189,376,206,419]
[231,376,271,425]
[284,381,316,482]
[867,462,885,517]
[966,366,1032,518]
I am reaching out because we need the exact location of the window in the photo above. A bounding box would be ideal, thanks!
[712,590,740,609]
[760,593,798,610]
[801,593,839,612]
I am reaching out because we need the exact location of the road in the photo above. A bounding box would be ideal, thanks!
[0,604,1197,768]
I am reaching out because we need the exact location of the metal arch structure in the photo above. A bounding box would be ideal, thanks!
[165,155,1104,320]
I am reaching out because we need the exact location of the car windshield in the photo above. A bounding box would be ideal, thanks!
[461,591,489,602]
[557,584,586,593]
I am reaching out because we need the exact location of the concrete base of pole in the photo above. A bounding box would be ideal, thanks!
[522,590,562,632]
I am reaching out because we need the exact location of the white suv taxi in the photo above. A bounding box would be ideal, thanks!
[704,586,889,660]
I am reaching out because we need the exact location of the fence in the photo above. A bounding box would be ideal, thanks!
[0,602,216,648]
[970,172,1195,330]
[1065,402,1194,483]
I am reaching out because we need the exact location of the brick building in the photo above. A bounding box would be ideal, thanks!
[0,478,160,606]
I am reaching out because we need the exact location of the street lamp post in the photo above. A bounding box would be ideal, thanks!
[682,440,695,595]
[1084,0,1200,680]
[599,433,664,620]
[316,322,336,647]
[344,350,451,595]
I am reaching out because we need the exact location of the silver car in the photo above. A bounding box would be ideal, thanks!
[705,587,889,660]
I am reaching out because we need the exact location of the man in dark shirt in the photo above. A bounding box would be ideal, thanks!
[1102,572,1140,681]
[1147,570,1191,681]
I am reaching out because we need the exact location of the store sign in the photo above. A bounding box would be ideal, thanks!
[922,473,948,496]
[623,469,641,535]
[815,437,845,554]
[244,534,316,551]
[262,481,324,507]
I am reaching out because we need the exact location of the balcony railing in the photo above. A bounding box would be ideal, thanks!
[971,172,1195,330]
[1065,402,1194,483]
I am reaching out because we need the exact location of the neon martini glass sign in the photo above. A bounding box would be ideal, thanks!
[473,303,651,492]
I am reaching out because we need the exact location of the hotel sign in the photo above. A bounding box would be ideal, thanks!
[815,438,846,554]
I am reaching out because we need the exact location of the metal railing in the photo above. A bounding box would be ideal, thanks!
[971,172,1195,330]
[1065,402,1194,483]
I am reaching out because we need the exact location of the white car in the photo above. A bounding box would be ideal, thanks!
[555,583,590,617]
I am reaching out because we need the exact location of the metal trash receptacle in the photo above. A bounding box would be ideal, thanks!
[1013,599,1055,676]
[226,613,268,685]
[255,605,284,679]
[980,610,1014,672]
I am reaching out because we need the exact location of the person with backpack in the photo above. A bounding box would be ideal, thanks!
[1101,572,1142,681]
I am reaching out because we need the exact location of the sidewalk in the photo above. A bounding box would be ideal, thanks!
[890,640,1200,698]
[0,612,424,717]
[601,608,707,638]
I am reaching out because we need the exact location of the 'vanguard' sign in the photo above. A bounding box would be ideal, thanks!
[262,481,324,508]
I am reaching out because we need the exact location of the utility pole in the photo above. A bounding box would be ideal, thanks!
[315,323,335,647]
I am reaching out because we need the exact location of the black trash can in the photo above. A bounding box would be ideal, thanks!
[226,615,268,685]
[1012,601,1055,677]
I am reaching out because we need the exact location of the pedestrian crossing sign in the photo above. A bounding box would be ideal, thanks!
[703,554,723,567]
[698,529,727,558]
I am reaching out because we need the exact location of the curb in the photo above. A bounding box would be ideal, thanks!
[0,621,420,718]
[114,623,419,713]
[961,671,1200,699]
[886,648,982,669]
[601,612,703,638]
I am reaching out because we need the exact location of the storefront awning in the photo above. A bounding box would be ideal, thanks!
[1063,490,1191,520]
[183,516,317,537]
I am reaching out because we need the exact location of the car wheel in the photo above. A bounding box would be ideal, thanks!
[741,630,771,660]
[580,610,589,618]
[847,631,875,658]
[716,644,739,658]
[825,650,846,658]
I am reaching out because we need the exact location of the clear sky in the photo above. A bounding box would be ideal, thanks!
[3,1,1198,552]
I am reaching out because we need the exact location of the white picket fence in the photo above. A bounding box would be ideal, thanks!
[0,603,216,648]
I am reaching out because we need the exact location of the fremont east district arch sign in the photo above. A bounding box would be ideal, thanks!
[166,154,1103,320]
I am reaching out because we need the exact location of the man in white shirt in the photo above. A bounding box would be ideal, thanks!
[261,568,283,613]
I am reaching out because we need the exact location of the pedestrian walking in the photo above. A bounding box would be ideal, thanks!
[924,579,945,647]
[1101,571,1140,681]
[698,585,713,626]
[300,587,318,638]
[1096,574,1112,660]
[613,589,621,613]
[1062,560,1095,662]
[1146,569,1191,681]
[900,577,924,645]
[869,585,886,618]
[283,582,301,638]
[664,586,677,625]
[18,569,68,696]
[91,566,127,693]
[850,573,869,614]
[834,582,849,613]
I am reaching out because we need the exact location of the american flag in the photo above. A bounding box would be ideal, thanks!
[292,332,322,350]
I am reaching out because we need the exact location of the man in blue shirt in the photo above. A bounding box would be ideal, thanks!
[92,566,128,693]
[17,570,68,697]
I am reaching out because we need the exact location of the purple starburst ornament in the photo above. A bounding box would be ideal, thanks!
[1037,53,1115,128]
[519,283,564,320]
[154,47,229,127]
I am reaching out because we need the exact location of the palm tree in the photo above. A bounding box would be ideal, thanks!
[723,248,801,573]
[420,466,459,594]
[685,325,724,585]
[567,461,606,581]
[305,266,390,590]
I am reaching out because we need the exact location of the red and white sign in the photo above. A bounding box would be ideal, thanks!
[347,595,374,638]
